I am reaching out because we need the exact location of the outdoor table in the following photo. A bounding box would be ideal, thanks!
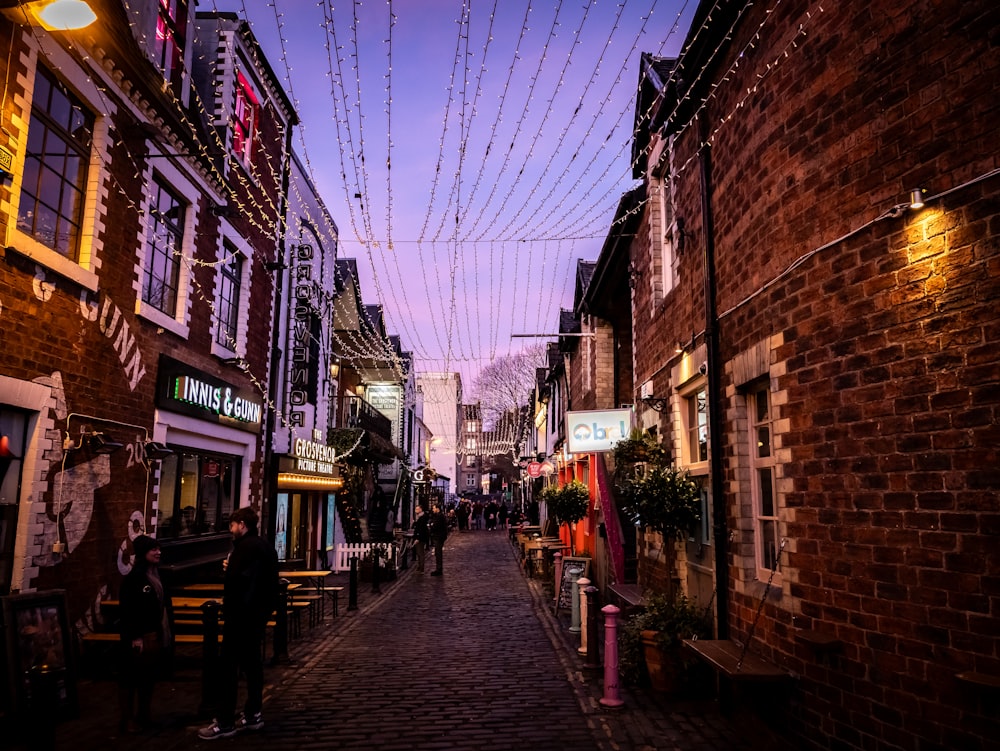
[279,570,333,619]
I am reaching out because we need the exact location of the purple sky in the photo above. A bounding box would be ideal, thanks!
[207,0,694,389]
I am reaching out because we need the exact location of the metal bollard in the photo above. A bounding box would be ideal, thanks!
[577,577,591,655]
[585,587,601,671]
[200,599,222,715]
[348,556,359,610]
[568,567,584,633]
[599,604,625,708]
[272,578,289,663]
[553,552,563,603]
[372,549,382,594]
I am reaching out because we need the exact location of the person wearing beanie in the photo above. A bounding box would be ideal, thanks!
[118,534,171,734]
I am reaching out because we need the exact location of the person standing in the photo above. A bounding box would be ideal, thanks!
[198,507,279,739]
[412,505,429,572]
[429,504,448,576]
[118,535,171,733]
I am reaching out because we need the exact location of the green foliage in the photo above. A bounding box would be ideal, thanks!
[549,480,590,525]
[617,465,701,542]
[618,593,712,685]
[611,429,667,477]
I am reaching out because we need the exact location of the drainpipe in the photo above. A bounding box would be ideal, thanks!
[699,112,730,641]
[262,125,294,541]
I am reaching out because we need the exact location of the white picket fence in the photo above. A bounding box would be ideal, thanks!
[331,542,398,573]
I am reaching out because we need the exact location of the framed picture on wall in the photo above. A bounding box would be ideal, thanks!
[2,589,77,719]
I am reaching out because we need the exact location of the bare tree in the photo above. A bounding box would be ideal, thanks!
[470,344,546,457]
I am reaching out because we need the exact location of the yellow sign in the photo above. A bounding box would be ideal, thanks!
[0,146,12,175]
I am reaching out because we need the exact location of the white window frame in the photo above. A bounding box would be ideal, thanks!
[134,158,198,339]
[748,380,780,582]
[210,228,252,358]
[6,44,111,292]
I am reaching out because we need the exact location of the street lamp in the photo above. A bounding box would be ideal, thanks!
[1,0,98,30]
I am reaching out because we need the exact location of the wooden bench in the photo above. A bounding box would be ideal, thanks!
[683,639,791,682]
[607,583,645,615]
[82,631,212,645]
[295,586,343,617]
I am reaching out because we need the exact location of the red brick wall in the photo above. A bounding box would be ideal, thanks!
[630,0,1000,748]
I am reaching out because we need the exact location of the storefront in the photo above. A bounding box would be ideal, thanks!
[152,355,265,576]
[273,437,343,569]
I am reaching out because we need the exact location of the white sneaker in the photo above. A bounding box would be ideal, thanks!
[197,720,237,740]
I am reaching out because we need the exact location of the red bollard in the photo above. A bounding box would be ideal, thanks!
[599,604,625,708]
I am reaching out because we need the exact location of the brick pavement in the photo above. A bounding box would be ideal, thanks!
[6,530,790,750]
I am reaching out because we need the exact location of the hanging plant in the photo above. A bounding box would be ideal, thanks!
[611,429,667,481]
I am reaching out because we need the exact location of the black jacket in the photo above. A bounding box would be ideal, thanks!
[119,566,166,642]
[223,531,279,630]
[429,512,448,542]
[413,513,430,545]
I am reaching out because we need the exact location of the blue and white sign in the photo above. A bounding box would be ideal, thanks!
[566,408,633,454]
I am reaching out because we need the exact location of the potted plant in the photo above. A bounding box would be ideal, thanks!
[616,460,700,600]
[547,480,590,554]
[619,592,711,692]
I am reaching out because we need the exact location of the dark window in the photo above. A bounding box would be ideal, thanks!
[215,246,242,348]
[142,179,185,314]
[155,0,188,89]
[17,66,94,259]
[156,450,240,539]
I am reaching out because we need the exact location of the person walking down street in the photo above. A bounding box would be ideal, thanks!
[412,505,429,572]
[198,507,279,740]
[498,503,509,530]
[429,504,448,576]
[118,535,171,734]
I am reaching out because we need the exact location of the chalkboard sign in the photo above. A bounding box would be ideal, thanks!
[556,557,591,612]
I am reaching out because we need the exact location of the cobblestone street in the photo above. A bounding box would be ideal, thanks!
[13,531,782,751]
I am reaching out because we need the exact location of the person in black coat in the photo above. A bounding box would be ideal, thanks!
[429,504,448,576]
[118,535,170,733]
[198,506,279,740]
[412,505,430,572]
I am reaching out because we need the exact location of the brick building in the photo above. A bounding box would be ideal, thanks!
[580,0,999,748]
[0,0,292,663]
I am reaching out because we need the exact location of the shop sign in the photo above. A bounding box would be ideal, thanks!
[292,438,337,476]
[157,355,264,433]
[565,408,632,454]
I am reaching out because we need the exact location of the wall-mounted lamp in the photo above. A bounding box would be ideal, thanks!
[329,357,341,380]
[142,441,173,462]
[640,395,669,412]
[86,431,123,455]
[355,383,365,398]
[674,341,684,354]
[909,188,926,210]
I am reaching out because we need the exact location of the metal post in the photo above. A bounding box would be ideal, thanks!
[577,577,591,655]
[585,587,601,672]
[599,604,624,708]
[568,567,584,633]
[272,579,289,663]
[348,556,359,610]
[200,600,222,715]
[553,552,563,604]
[372,547,382,593]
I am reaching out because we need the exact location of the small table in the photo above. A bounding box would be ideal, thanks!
[279,570,333,619]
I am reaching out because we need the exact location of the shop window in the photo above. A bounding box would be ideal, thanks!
[748,381,779,577]
[215,244,243,349]
[233,71,258,164]
[683,384,709,465]
[155,0,188,90]
[17,66,94,260]
[156,450,240,539]
[142,178,186,315]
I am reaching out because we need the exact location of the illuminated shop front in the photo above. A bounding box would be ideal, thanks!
[273,437,343,568]
[153,355,264,573]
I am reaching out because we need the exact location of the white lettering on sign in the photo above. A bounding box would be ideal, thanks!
[173,376,262,424]
[293,438,337,464]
